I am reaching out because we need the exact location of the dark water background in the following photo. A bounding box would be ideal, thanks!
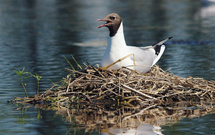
[1,0,215,134]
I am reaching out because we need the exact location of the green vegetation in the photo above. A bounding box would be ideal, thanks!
[13,68,30,97]
[13,55,79,98]
[63,55,82,70]
[14,68,42,97]
[30,73,42,95]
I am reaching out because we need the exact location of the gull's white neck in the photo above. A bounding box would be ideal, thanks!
[107,22,127,50]
[100,21,127,67]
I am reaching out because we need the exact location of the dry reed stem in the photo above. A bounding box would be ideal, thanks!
[122,84,155,99]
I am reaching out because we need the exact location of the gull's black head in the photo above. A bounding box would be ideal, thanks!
[97,13,122,37]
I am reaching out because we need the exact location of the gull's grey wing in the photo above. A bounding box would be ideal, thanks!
[128,37,172,66]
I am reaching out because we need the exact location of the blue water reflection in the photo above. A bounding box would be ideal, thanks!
[162,113,215,135]
[1,0,215,134]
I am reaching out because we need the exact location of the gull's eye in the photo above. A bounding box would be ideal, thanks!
[110,16,116,20]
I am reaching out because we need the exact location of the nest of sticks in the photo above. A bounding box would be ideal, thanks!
[11,64,215,131]
[13,64,215,108]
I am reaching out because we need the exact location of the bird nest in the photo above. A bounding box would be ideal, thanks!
[12,64,215,109]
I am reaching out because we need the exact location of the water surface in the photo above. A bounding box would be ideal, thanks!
[1,0,215,134]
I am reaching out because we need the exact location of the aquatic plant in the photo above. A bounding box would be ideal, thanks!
[13,68,30,97]
[30,73,42,95]
[63,55,82,70]
[14,68,42,96]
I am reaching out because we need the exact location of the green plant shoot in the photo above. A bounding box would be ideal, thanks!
[63,55,82,70]
[30,73,42,95]
[13,67,30,97]
[71,55,82,69]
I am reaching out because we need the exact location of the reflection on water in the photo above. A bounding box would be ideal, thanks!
[26,102,214,135]
[1,0,215,134]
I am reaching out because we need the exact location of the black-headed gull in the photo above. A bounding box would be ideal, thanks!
[97,13,172,73]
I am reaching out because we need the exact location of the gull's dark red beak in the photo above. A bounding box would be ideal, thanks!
[97,19,111,29]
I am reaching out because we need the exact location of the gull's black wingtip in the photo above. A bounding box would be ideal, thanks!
[168,36,173,39]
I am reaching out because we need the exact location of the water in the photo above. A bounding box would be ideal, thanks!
[1,0,215,134]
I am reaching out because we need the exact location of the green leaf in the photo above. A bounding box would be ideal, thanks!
[63,55,75,70]
[71,55,82,69]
